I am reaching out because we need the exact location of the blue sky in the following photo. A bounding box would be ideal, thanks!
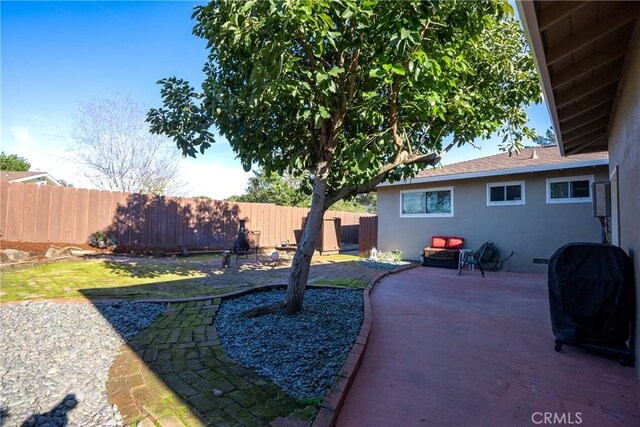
[1,1,551,199]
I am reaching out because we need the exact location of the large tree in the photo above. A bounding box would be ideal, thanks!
[70,96,185,195]
[0,152,31,171]
[148,0,541,314]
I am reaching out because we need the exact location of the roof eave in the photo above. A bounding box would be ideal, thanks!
[517,1,566,156]
[378,158,608,188]
[10,173,61,186]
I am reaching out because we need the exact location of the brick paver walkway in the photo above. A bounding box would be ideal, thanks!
[107,298,311,426]
[99,257,385,426]
[183,256,380,294]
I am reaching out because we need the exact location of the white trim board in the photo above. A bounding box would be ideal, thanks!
[378,158,608,188]
[8,173,61,186]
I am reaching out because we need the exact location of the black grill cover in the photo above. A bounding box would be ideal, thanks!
[548,243,634,351]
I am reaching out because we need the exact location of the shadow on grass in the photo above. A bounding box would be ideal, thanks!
[101,257,216,279]
[79,277,240,300]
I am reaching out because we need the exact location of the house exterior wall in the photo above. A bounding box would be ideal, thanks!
[377,165,608,273]
[608,38,640,376]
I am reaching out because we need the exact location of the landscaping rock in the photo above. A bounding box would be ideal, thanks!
[356,259,412,271]
[216,288,363,400]
[69,250,97,257]
[0,301,166,427]
[44,247,60,259]
[0,249,30,262]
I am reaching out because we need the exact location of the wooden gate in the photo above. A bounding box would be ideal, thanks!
[358,216,378,258]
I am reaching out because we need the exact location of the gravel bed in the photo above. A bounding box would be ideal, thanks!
[356,259,412,270]
[0,301,166,427]
[216,288,363,401]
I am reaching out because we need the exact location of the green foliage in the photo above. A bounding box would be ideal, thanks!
[227,169,311,207]
[149,0,540,207]
[331,193,376,213]
[391,250,403,262]
[532,127,556,147]
[227,169,376,212]
[0,152,31,171]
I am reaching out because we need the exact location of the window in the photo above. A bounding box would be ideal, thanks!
[487,181,525,206]
[400,187,453,217]
[546,175,594,204]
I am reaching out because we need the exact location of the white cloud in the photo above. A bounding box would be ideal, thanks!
[178,160,251,200]
[11,127,35,145]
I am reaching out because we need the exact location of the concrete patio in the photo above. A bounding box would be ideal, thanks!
[336,267,639,427]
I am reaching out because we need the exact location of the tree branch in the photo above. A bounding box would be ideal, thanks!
[323,137,460,210]
[389,75,403,150]
[346,48,360,105]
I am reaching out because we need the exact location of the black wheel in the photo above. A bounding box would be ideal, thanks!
[554,342,562,352]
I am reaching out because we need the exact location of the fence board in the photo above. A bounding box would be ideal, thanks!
[61,187,77,242]
[86,190,100,243]
[74,188,89,243]
[5,183,25,241]
[21,184,39,241]
[0,181,8,239]
[35,185,52,242]
[48,186,65,243]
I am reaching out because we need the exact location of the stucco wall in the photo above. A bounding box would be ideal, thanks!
[377,166,608,273]
[608,38,640,375]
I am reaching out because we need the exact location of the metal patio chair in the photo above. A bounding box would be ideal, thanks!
[458,244,488,278]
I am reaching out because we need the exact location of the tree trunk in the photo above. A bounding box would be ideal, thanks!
[282,164,329,314]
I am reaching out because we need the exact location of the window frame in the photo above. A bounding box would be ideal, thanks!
[486,180,526,206]
[399,187,454,218]
[546,175,594,204]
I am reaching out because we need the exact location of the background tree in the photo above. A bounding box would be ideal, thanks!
[226,168,376,212]
[0,152,31,171]
[70,96,185,195]
[227,169,311,206]
[148,0,541,314]
[57,179,74,188]
[532,127,556,147]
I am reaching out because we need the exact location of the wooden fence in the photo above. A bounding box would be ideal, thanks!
[0,182,371,250]
[358,216,378,257]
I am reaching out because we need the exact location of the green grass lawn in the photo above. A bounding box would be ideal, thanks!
[0,256,236,301]
[0,253,366,302]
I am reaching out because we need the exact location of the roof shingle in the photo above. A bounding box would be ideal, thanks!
[416,146,607,179]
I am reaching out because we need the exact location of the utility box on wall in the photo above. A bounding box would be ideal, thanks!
[592,181,611,217]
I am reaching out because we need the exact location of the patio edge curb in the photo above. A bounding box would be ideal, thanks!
[311,263,420,427]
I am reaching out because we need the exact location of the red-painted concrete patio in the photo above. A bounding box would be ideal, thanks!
[336,267,639,427]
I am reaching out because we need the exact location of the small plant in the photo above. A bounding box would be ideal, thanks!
[88,232,117,249]
[391,250,403,262]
